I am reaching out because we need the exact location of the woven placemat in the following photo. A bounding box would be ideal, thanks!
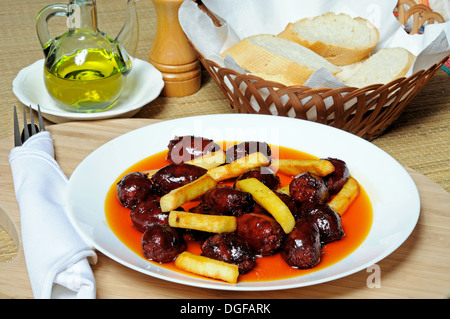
[0,0,448,262]
[372,69,449,193]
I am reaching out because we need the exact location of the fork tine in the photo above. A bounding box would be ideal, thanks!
[37,105,45,131]
[29,106,37,136]
[22,105,29,142]
[13,106,22,147]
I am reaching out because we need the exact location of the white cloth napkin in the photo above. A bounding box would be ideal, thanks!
[9,131,97,299]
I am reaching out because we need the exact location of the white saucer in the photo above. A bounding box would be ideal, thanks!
[12,59,164,123]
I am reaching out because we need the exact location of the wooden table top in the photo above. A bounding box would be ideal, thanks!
[0,118,449,299]
[0,0,449,299]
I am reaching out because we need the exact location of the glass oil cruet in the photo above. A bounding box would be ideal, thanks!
[36,0,139,113]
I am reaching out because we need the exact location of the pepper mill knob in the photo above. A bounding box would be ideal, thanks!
[149,0,201,97]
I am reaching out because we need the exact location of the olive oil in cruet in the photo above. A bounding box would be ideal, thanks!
[44,48,128,112]
[36,0,139,113]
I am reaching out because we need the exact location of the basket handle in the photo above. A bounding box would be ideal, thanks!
[396,0,444,34]
[197,0,222,27]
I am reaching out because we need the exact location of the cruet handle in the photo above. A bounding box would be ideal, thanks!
[36,4,69,56]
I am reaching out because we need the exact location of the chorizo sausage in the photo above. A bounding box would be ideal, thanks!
[235,166,280,190]
[151,163,207,196]
[201,233,256,274]
[323,157,349,195]
[117,172,154,209]
[141,224,186,263]
[301,203,345,244]
[237,213,284,256]
[225,141,272,163]
[281,219,322,269]
[190,185,255,217]
[167,135,221,164]
[289,172,330,205]
[130,200,169,233]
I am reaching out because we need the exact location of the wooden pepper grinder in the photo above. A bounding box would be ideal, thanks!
[149,0,201,97]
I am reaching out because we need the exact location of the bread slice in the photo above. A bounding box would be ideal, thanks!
[221,34,341,86]
[336,47,416,87]
[278,12,379,66]
[249,72,301,87]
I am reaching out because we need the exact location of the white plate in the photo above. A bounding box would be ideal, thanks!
[12,59,164,124]
[67,114,420,291]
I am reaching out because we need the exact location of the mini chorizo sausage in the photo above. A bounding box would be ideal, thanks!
[166,135,221,164]
[301,203,345,244]
[225,141,272,163]
[289,172,329,205]
[237,213,284,256]
[201,233,256,274]
[235,166,280,190]
[194,185,255,217]
[130,200,169,233]
[117,172,154,209]
[281,219,322,269]
[141,224,186,263]
[151,163,207,196]
[322,157,349,195]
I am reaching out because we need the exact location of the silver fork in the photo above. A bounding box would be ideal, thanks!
[13,105,46,147]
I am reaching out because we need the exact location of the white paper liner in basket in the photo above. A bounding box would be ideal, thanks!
[179,0,450,121]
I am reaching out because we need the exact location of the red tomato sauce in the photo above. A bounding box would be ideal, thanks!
[104,144,373,283]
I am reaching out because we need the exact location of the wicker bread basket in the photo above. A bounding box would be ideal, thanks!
[192,0,448,141]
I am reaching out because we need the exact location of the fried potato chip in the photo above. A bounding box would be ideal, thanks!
[276,185,290,196]
[169,210,237,233]
[160,174,217,212]
[207,152,270,182]
[175,251,239,284]
[271,159,335,176]
[185,150,226,169]
[328,177,360,215]
[235,178,295,233]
